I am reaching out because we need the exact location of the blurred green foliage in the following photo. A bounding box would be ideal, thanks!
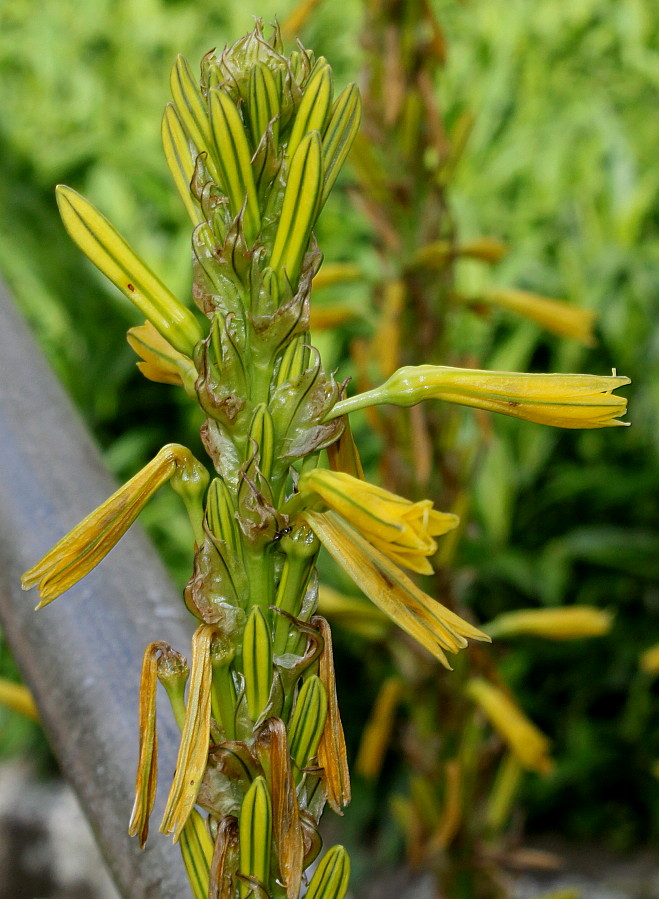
[0,0,657,850]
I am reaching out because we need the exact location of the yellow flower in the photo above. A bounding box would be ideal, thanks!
[302,510,489,669]
[640,643,659,676]
[466,678,553,775]
[22,444,205,607]
[486,606,613,640]
[126,321,197,389]
[298,469,458,575]
[330,365,630,429]
[477,287,596,346]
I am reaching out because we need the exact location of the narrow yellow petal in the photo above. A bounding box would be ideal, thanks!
[161,624,217,841]
[302,511,489,668]
[22,444,201,606]
[56,186,202,356]
[313,617,351,812]
[128,643,162,848]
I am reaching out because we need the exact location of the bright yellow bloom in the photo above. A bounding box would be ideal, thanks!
[330,365,630,429]
[466,678,553,775]
[22,444,204,607]
[486,606,613,640]
[298,469,458,575]
[302,510,489,668]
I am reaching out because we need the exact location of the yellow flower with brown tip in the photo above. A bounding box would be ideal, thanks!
[297,469,458,575]
[466,678,553,775]
[22,444,207,607]
[330,365,630,429]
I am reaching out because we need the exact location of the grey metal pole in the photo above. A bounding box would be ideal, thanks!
[0,282,195,899]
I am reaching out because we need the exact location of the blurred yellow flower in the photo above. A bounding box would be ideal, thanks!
[486,606,613,640]
[640,643,659,676]
[298,469,458,575]
[331,365,630,429]
[466,678,553,775]
[477,287,596,345]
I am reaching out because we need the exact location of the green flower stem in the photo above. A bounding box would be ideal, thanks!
[324,385,388,420]
[161,678,188,732]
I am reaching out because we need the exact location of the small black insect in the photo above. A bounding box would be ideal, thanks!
[272,525,293,542]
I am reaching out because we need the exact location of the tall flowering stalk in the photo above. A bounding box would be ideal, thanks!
[20,19,628,899]
[21,22,485,899]
[306,0,630,894]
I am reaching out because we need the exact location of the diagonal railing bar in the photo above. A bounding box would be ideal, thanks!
[0,281,193,899]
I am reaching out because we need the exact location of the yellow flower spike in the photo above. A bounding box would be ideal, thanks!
[330,364,630,429]
[160,624,218,842]
[466,678,553,775]
[22,444,204,607]
[55,186,203,357]
[312,616,351,813]
[640,643,659,676]
[486,606,614,641]
[309,304,359,331]
[0,678,38,721]
[128,643,163,849]
[476,287,596,345]
[305,845,351,899]
[355,676,403,780]
[126,320,197,390]
[179,809,214,899]
[302,511,489,668]
[238,776,272,899]
[298,469,458,575]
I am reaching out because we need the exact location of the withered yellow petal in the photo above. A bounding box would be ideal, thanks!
[313,616,351,812]
[161,625,217,841]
